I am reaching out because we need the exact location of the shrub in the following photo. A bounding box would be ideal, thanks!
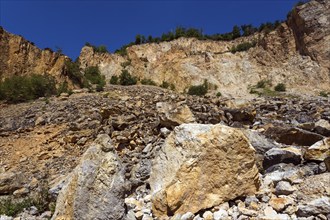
[160,81,170,89]
[119,70,137,86]
[256,79,271,89]
[230,41,257,53]
[121,60,131,68]
[0,74,57,103]
[84,66,106,91]
[141,78,157,86]
[57,81,72,96]
[85,43,108,53]
[64,60,86,87]
[188,80,208,96]
[319,91,329,97]
[274,83,286,92]
[109,75,119,85]
[216,92,222,97]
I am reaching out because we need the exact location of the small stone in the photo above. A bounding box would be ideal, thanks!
[275,181,295,195]
[142,214,153,220]
[28,206,38,215]
[213,209,228,220]
[192,214,203,220]
[245,195,259,206]
[126,210,136,220]
[143,195,152,203]
[135,211,144,220]
[202,211,213,220]
[13,187,29,197]
[269,195,294,212]
[181,212,195,220]
[40,211,52,219]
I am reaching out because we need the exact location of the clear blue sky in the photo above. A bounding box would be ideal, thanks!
[0,0,297,59]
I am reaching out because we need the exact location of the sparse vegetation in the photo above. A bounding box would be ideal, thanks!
[56,81,72,96]
[319,91,329,97]
[119,70,137,86]
[85,42,108,53]
[109,75,119,85]
[114,21,282,56]
[141,78,157,86]
[84,66,106,91]
[159,81,175,90]
[0,184,52,216]
[230,41,257,53]
[64,60,86,88]
[0,74,57,103]
[256,79,272,89]
[274,83,286,92]
[187,80,208,96]
[121,60,131,68]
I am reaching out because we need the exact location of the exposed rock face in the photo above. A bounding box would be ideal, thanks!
[77,0,330,96]
[51,134,126,220]
[149,123,260,216]
[0,27,67,81]
[288,0,330,70]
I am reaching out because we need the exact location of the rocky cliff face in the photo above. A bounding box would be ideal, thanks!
[79,0,330,97]
[288,0,330,70]
[0,27,67,82]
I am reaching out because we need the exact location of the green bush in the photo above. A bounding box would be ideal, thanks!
[216,92,222,97]
[64,60,86,87]
[119,70,137,86]
[188,80,208,96]
[0,74,57,103]
[319,91,328,97]
[230,41,257,53]
[121,60,131,68]
[57,81,72,96]
[84,66,106,91]
[109,75,119,85]
[141,78,157,86]
[85,43,108,53]
[256,79,271,89]
[160,81,170,89]
[274,83,286,92]
[0,184,51,216]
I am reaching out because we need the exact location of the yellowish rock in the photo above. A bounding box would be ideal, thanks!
[150,124,260,217]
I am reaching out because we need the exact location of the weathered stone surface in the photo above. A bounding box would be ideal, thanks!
[149,124,260,216]
[296,197,330,217]
[52,134,126,220]
[156,102,196,128]
[304,138,330,162]
[294,173,330,203]
[275,181,296,195]
[0,172,23,194]
[263,147,302,169]
[264,126,323,146]
[288,0,330,70]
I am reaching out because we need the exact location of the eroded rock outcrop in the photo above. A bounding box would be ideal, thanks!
[149,123,260,216]
[0,27,67,82]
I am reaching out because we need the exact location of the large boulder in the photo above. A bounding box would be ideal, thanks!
[149,124,260,217]
[52,134,126,220]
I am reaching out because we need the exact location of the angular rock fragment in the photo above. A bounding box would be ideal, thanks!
[52,135,126,220]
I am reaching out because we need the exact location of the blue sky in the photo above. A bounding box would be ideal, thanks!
[0,0,297,59]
